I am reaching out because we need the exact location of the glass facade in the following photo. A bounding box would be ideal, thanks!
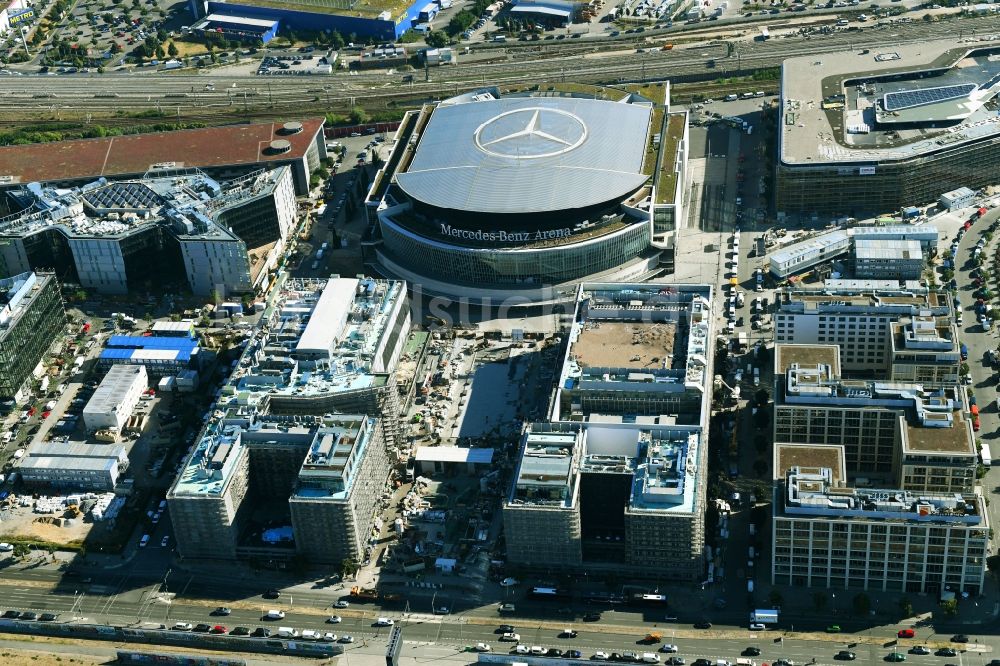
[0,274,66,400]
[379,216,651,288]
[776,133,1000,215]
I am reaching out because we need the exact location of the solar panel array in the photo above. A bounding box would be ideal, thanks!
[83,183,162,210]
[883,84,976,111]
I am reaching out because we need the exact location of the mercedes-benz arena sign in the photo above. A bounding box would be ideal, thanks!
[375,94,658,293]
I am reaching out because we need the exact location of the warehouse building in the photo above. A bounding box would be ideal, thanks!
[97,335,200,379]
[853,239,924,280]
[503,282,713,581]
[776,42,1000,215]
[0,271,66,405]
[773,285,952,374]
[18,441,129,491]
[0,168,296,296]
[772,452,988,595]
[0,119,326,197]
[83,365,148,433]
[768,225,936,279]
[773,344,976,492]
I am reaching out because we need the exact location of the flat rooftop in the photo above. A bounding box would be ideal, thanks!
[0,272,53,341]
[780,40,1000,165]
[775,443,845,484]
[0,119,323,185]
[779,287,949,312]
[775,344,840,376]
[904,411,974,454]
[510,430,580,508]
[294,416,377,501]
[574,321,676,370]
[228,0,412,18]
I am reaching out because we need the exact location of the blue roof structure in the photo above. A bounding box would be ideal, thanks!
[100,335,199,363]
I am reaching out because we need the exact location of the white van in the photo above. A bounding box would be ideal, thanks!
[642,654,662,664]
[301,629,319,640]
[725,94,738,101]
[266,609,285,620]
[277,627,299,638]
[1,432,12,444]
[530,646,546,655]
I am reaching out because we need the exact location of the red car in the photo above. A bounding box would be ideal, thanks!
[897,629,914,639]
[41,411,51,419]
[210,625,227,634]
[974,418,981,432]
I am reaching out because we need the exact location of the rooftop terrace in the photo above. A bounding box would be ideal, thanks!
[782,466,984,525]
[0,272,51,337]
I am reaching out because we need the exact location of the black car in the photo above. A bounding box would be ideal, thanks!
[20,612,37,621]
[583,612,601,621]
[212,607,232,616]
[774,661,794,666]
[951,635,969,643]
[251,627,271,638]
[2,610,19,619]
[546,648,563,657]
[836,652,857,661]
[230,627,250,636]
[566,650,582,659]
[263,589,281,599]
[39,613,58,621]
[496,624,514,633]
[621,653,638,663]
[693,621,712,629]
[937,648,958,657]
[666,659,686,666]
[192,623,212,632]
[610,654,623,662]
[693,660,713,666]
[743,647,761,656]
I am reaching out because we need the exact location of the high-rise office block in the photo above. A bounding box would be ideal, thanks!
[0,271,66,404]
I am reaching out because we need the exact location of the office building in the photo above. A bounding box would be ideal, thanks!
[503,282,713,581]
[230,277,410,446]
[773,344,977,492]
[0,168,296,296]
[854,239,924,280]
[289,416,391,565]
[769,225,936,279]
[18,441,129,491]
[771,454,988,595]
[889,314,962,386]
[0,271,66,404]
[82,365,148,433]
[776,41,1000,215]
[168,413,392,563]
[773,285,952,374]
[168,275,410,562]
[365,87,688,302]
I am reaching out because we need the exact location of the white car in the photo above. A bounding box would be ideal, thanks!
[500,577,519,587]
[326,615,342,624]
[750,623,766,631]
[475,643,492,652]
[375,617,394,627]
[173,622,193,631]
[501,632,520,642]
[0,543,13,552]
[594,652,610,661]
[515,645,530,654]
[661,644,678,652]
[334,600,350,609]
[320,632,337,642]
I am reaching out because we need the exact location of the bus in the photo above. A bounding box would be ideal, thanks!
[529,587,570,600]
[631,593,669,606]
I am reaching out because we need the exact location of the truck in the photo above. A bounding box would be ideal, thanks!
[753,368,760,386]
[350,585,402,602]
[982,445,993,467]
[755,26,769,41]
[163,59,182,70]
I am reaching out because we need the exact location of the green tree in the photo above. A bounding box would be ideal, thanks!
[11,543,30,559]
[348,106,369,124]
[813,591,827,612]
[155,45,165,60]
[167,41,178,57]
[425,30,448,48]
[340,557,359,580]
[940,598,958,617]
[899,597,913,618]
[853,592,871,616]
[767,589,783,607]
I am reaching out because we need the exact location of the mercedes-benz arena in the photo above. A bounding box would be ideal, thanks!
[366,92,663,302]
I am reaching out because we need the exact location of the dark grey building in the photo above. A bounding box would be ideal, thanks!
[0,271,66,405]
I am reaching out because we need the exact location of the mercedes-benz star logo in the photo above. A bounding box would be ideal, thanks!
[474,107,587,159]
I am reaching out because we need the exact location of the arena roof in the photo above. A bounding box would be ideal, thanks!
[396,97,652,214]
[0,119,324,185]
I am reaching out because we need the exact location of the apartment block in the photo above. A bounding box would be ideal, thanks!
[889,314,961,386]
[854,239,924,280]
[773,286,952,375]
[772,456,988,595]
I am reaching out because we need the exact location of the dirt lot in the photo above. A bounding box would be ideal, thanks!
[0,504,91,547]
[574,320,677,369]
